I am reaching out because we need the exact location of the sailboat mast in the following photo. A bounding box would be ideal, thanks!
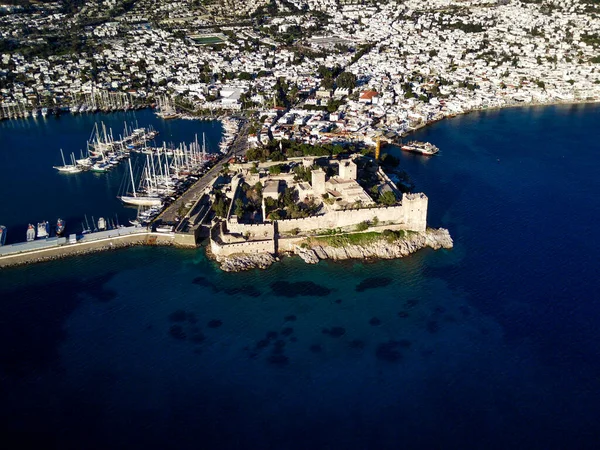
[128,158,137,197]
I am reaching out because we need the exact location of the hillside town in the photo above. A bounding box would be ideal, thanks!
[1,0,600,145]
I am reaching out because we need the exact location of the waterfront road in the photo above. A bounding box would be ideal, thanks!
[156,120,249,226]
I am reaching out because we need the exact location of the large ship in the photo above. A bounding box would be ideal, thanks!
[0,225,6,246]
[400,141,439,155]
[56,218,66,236]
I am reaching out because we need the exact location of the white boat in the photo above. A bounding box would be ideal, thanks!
[26,224,36,242]
[53,149,83,173]
[120,195,163,207]
[400,141,439,155]
[119,159,164,207]
[36,221,49,239]
[0,225,6,246]
[98,217,107,231]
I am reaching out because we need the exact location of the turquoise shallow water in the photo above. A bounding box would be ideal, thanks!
[1,104,600,449]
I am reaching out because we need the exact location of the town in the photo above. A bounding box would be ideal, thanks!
[1,0,598,268]
[1,0,599,147]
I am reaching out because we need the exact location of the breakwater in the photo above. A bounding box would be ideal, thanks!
[0,227,196,268]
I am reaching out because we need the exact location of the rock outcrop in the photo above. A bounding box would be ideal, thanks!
[294,228,453,263]
[214,229,452,271]
[217,253,276,272]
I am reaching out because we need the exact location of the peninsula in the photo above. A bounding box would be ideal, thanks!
[207,145,452,271]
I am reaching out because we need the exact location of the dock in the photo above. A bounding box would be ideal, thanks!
[0,227,190,268]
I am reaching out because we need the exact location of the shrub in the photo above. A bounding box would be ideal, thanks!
[356,221,369,232]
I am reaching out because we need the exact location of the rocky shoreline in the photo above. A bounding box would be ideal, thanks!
[215,228,453,272]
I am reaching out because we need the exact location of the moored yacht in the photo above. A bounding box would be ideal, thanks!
[36,221,49,239]
[26,224,36,242]
[56,218,66,236]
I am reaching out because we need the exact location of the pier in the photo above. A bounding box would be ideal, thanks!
[0,227,192,268]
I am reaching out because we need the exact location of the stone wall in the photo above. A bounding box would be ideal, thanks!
[276,193,428,233]
[225,219,274,238]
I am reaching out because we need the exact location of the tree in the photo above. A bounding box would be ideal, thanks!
[380,191,397,206]
[269,164,282,175]
[235,198,244,217]
[336,71,357,90]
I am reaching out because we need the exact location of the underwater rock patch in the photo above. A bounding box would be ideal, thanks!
[376,341,403,362]
[270,281,331,297]
[284,315,297,322]
[169,325,186,340]
[369,317,382,326]
[256,339,270,349]
[349,339,366,349]
[427,321,439,334]
[355,277,393,292]
[309,344,323,353]
[192,276,217,290]
[398,311,409,318]
[223,286,262,297]
[187,312,198,324]
[190,332,206,343]
[207,319,223,328]
[169,310,187,323]
[281,327,294,337]
[266,331,278,340]
[268,354,289,366]
[322,326,346,338]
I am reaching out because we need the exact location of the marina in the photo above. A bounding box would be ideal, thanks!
[0,109,224,246]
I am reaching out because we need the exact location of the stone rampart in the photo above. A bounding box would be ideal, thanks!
[277,193,428,233]
[225,220,274,237]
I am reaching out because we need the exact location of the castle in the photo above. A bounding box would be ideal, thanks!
[210,155,428,258]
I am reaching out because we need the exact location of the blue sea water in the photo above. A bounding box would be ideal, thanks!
[0,110,223,244]
[1,104,600,449]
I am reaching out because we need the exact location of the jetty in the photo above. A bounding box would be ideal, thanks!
[0,226,190,268]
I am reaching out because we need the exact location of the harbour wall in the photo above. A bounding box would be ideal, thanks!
[0,229,195,269]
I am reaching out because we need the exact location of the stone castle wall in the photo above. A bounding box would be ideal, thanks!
[277,193,428,234]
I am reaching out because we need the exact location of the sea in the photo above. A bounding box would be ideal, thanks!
[1,104,599,450]
[0,109,223,244]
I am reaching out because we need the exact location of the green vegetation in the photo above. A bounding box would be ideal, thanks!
[246,140,359,161]
[318,231,381,247]
[313,228,415,248]
[380,191,397,206]
[211,191,230,218]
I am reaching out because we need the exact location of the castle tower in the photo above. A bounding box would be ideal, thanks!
[375,137,381,160]
[339,159,357,180]
[402,193,428,232]
[311,169,326,195]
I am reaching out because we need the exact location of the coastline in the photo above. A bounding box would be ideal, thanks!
[213,227,453,272]
[401,98,600,138]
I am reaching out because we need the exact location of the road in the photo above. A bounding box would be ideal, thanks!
[155,120,249,227]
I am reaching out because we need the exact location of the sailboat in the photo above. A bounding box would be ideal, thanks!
[53,149,83,173]
[81,215,92,234]
[119,159,163,207]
